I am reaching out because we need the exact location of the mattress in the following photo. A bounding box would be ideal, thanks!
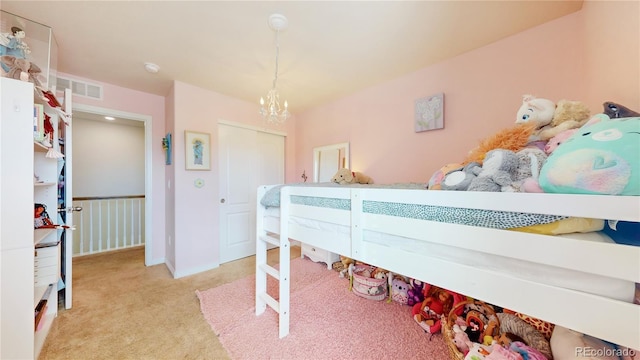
[262,208,635,303]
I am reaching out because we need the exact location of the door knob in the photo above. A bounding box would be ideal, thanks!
[59,206,83,213]
[220,198,226,203]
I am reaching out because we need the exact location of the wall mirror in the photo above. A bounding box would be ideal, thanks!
[313,142,350,182]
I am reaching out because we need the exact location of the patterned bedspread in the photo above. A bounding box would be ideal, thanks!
[260,183,566,229]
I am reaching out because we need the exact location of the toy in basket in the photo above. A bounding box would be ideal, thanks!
[443,300,500,360]
[348,264,388,301]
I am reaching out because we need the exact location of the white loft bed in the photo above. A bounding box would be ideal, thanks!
[255,184,640,350]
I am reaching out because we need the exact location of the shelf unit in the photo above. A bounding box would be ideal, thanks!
[0,77,70,359]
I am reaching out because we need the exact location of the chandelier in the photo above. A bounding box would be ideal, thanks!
[259,13,290,125]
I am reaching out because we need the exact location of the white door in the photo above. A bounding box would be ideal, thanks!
[218,123,284,263]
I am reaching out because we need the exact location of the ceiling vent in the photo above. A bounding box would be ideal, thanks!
[55,76,103,100]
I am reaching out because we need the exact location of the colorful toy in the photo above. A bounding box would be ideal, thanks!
[390,276,409,305]
[412,284,464,334]
[544,128,578,155]
[539,114,640,196]
[331,168,374,185]
[441,162,482,191]
[462,123,536,166]
[406,278,426,306]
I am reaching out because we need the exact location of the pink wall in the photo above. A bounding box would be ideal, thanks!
[295,11,591,185]
[296,2,640,185]
[169,81,297,276]
[64,73,167,264]
[581,0,639,112]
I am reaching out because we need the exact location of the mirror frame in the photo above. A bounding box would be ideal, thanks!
[313,142,350,182]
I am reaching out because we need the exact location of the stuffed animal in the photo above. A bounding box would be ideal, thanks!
[441,162,482,191]
[539,114,640,196]
[1,55,44,86]
[462,123,536,166]
[452,324,474,354]
[603,101,640,118]
[338,255,355,278]
[505,148,547,192]
[535,99,591,141]
[515,94,556,129]
[391,276,409,305]
[406,278,426,307]
[544,128,578,155]
[467,149,519,192]
[427,162,464,190]
[331,168,374,185]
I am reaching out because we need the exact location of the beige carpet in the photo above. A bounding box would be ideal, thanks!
[39,245,301,360]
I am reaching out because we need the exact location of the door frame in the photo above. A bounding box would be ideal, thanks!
[313,142,350,182]
[72,103,154,266]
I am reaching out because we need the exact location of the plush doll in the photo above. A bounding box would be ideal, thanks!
[467,149,519,192]
[453,324,474,354]
[412,284,464,334]
[603,101,640,118]
[331,168,374,185]
[441,162,482,191]
[338,255,355,278]
[428,162,464,189]
[1,55,44,86]
[539,114,640,196]
[535,99,591,141]
[391,276,409,305]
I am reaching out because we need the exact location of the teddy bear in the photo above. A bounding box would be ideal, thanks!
[602,101,640,118]
[391,276,409,305]
[331,168,374,185]
[440,161,482,191]
[467,149,519,192]
[535,99,591,142]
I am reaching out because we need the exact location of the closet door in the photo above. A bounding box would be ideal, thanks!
[218,123,284,264]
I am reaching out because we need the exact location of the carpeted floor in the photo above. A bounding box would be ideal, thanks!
[39,245,300,360]
[197,257,450,360]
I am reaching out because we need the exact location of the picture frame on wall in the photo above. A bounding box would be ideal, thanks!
[185,130,211,171]
[414,92,444,132]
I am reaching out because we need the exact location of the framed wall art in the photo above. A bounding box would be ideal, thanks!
[414,92,444,132]
[185,130,211,171]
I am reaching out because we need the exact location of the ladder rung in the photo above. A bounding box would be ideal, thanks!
[259,263,280,280]
[258,292,280,313]
[260,234,280,247]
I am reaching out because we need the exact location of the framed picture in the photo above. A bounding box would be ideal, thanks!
[185,130,211,171]
[414,92,444,132]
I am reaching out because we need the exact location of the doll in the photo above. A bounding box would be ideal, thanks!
[34,203,55,229]
[412,286,454,333]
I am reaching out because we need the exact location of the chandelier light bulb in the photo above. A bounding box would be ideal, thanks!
[260,97,264,105]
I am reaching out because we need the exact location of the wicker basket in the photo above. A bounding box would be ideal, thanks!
[349,264,388,301]
[443,300,500,360]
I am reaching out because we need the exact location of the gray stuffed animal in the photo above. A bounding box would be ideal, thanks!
[467,150,519,192]
[506,148,548,192]
[441,162,482,191]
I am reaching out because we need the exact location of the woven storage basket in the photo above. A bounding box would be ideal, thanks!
[443,300,500,360]
[349,264,388,301]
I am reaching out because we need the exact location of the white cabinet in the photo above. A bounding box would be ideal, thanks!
[0,77,67,359]
[301,243,339,270]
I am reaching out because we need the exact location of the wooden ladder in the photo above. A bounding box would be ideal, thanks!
[255,185,291,338]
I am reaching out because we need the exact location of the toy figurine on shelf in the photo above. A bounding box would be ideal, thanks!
[34,203,55,229]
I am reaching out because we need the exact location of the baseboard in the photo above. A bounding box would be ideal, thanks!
[172,262,219,279]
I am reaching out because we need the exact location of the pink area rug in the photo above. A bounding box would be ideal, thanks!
[196,258,449,360]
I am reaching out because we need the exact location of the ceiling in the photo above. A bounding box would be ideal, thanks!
[2,1,583,115]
